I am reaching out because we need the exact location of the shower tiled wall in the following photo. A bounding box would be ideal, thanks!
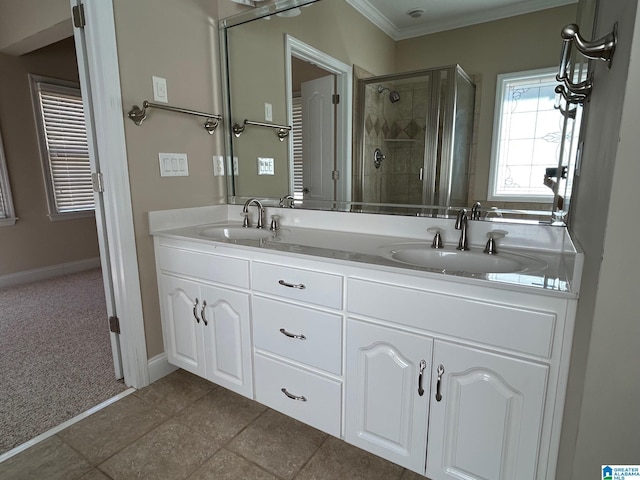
[362,79,429,206]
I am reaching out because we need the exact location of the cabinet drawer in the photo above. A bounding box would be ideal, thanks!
[253,296,342,375]
[347,278,556,358]
[252,262,343,309]
[254,353,342,437]
[156,245,249,289]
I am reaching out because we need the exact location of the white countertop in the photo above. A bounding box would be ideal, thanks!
[149,205,583,298]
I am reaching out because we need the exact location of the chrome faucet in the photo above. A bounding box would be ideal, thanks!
[279,194,294,208]
[242,198,265,229]
[471,201,482,220]
[455,208,469,251]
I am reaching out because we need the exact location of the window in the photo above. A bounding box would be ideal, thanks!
[292,94,304,200]
[488,68,561,202]
[0,130,16,225]
[30,75,94,219]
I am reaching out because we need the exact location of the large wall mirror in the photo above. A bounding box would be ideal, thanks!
[220,0,591,224]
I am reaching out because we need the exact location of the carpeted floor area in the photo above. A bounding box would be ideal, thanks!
[0,269,128,454]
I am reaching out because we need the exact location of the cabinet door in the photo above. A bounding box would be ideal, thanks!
[201,285,253,398]
[345,319,432,474]
[426,341,548,480]
[159,274,205,377]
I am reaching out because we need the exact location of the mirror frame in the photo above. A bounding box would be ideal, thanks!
[219,0,584,225]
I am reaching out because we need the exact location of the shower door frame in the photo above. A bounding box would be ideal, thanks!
[355,65,472,209]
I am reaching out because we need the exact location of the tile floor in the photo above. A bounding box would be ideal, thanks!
[0,369,427,480]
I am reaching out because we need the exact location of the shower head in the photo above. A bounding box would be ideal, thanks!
[376,84,400,103]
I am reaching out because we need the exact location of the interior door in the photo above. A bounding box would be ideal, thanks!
[71,0,123,379]
[301,75,335,202]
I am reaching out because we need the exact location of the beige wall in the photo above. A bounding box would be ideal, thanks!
[558,0,640,477]
[395,5,576,205]
[0,38,100,277]
[113,0,227,357]
[0,0,72,55]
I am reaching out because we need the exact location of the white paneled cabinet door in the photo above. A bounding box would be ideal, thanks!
[159,274,205,377]
[201,285,252,398]
[345,319,433,474]
[426,340,548,480]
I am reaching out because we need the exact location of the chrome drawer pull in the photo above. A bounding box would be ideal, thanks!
[418,359,427,396]
[281,387,307,402]
[435,364,445,402]
[192,298,201,323]
[278,279,306,290]
[200,300,208,326]
[279,328,306,340]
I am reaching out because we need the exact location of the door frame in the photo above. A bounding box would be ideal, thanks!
[71,0,149,389]
[285,35,352,203]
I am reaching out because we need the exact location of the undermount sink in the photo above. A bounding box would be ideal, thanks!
[199,225,281,241]
[379,244,546,274]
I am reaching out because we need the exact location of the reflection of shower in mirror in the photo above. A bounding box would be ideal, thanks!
[376,84,401,103]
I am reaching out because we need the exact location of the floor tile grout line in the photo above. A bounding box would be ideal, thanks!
[290,433,331,479]
[182,443,225,480]
[184,446,289,480]
[55,393,175,472]
[218,407,307,480]
[57,413,172,472]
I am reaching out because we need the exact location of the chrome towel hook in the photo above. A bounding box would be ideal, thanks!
[555,22,618,105]
[561,23,617,67]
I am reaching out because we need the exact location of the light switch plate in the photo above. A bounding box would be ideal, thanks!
[257,157,275,175]
[159,153,188,177]
[213,156,225,176]
[152,76,168,103]
[233,157,239,175]
[265,103,273,121]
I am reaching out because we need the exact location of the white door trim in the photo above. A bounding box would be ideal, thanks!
[285,34,353,203]
[71,0,149,389]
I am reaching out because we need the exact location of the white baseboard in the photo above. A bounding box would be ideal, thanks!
[0,257,102,289]
[147,353,178,384]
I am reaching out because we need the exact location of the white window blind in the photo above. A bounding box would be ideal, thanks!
[0,130,16,225]
[292,95,304,200]
[31,76,94,216]
[489,68,560,202]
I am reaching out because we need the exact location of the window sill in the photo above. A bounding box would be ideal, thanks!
[0,216,17,226]
[487,194,554,203]
[49,210,95,222]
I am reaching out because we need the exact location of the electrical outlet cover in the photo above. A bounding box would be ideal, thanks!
[213,156,225,176]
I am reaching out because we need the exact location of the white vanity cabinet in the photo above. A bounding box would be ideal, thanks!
[155,239,253,398]
[346,275,568,479]
[426,340,548,480]
[152,229,576,480]
[345,318,433,474]
[251,261,344,437]
[158,274,206,377]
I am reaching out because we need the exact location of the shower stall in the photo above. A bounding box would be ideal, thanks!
[355,65,476,210]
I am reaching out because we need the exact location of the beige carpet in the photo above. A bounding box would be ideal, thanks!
[0,269,127,454]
